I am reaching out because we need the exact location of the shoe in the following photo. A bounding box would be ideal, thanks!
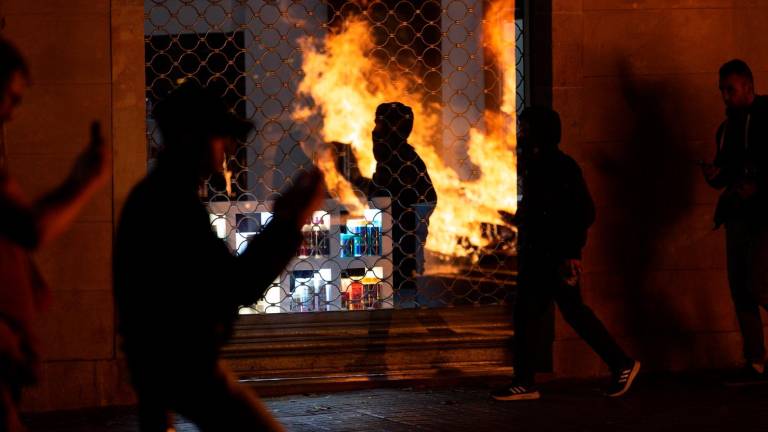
[491,383,541,401]
[605,360,641,397]
[723,363,768,387]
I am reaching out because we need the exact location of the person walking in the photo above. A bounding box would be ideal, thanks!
[492,106,640,401]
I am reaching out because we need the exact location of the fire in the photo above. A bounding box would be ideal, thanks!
[314,144,368,215]
[293,1,518,262]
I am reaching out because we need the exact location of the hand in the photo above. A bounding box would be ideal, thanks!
[558,259,582,286]
[331,141,349,173]
[701,163,721,182]
[331,141,362,181]
[71,121,110,188]
[736,179,757,199]
[273,168,326,229]
[498,210,516,226]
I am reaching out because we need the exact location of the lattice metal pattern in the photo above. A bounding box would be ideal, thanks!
[144,0,524,313]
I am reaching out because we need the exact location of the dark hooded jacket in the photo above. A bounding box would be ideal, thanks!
[709,95,768,228]
[517,149,595,261]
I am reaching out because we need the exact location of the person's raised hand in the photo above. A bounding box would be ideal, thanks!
[558,259,582,287]
[736,179,757,199]
[273,168,326,230]
[71,121,110,188]
[701,163,721,183]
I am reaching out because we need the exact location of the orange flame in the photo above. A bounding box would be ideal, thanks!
[293,1,517,262]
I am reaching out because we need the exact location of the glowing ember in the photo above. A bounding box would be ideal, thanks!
[293,1,518,262]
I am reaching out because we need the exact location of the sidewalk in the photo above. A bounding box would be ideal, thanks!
[24,372,768,431]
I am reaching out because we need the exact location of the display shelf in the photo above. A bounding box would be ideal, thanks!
[208,198,393,314]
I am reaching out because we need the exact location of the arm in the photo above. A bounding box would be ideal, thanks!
[230,169,326,306]
[555,161,595,261]
[332,141,373,196]
[704,124,728,189]
[350,167,373,197]
[422,164,437,204]
[0,122,109,250]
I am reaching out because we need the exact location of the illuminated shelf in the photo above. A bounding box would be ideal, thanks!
[208,198,393,314]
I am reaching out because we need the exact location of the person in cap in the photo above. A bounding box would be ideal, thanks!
[335,102,437,307]
[492,106,640,401]
[114,81,324,432]
[0,38,109,431]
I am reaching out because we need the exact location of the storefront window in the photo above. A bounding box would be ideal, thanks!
[144,0,524,313]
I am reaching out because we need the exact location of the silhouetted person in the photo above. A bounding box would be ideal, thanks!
[114,82,324,432]
[492,107,639,401]
[702,60,768,381]
[335,102,437,307]
[0,39,109,431]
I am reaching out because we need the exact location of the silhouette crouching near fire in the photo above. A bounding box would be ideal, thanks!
[114,82,324,432]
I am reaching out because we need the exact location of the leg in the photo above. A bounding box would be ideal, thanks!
[726,220,766,364]
[393,247,418,309]
[512,264,555,386]
[553,282,630,371]
[750,226,768,317]
[137,399,172,432]
[132,373,172,432]
[0,382,23,432]
[172,364,284,432]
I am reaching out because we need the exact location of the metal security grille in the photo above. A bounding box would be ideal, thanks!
[144,0,524,313]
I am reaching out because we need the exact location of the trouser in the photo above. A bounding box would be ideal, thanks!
[513,257,630,386]
[393,249,418,308]
[392,212,431,309]
[0,379,23,432]
[0,333,38,432]
[725,215,768,364]
[130,360,284,432]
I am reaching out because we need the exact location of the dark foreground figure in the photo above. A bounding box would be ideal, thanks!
[335,102,437,307]
[702,60,768,382]
[492,107,640,401]
[114,83,323,431]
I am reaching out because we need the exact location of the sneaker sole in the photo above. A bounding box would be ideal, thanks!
[492,391,541,401]
[723,376,768,387]
[607,360,641,398]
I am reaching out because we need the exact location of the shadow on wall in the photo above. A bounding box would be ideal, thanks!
[592,59,700,369]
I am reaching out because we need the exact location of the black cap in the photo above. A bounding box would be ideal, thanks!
[152,81,253,143]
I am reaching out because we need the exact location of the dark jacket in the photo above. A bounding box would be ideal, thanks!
[353,141,437,273]
[517,150,595,260]
[709,95,768,228]
[113,167,301,369]
[368,141,437,214]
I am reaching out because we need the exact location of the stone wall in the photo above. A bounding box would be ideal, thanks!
[0,0,142,411]
[550,0,768,376]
